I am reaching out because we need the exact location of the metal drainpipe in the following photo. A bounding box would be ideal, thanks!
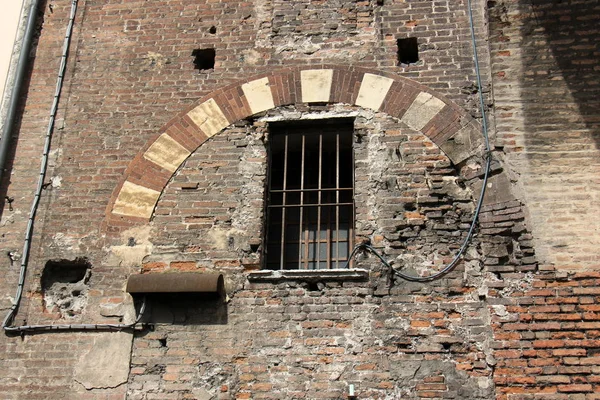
[0,0,41,183]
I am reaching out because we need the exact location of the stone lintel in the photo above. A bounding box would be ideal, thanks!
[247,269,369,282]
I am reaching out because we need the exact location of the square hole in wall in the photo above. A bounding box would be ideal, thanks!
[192,48,215,70]
[397,37,419,65]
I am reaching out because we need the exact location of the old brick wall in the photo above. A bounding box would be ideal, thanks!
[489,0,600,269]
[487,0,600,398]
[492,270,600,399]
[129,104,504,399]
[3,0,597,399]
[2,0,492,257]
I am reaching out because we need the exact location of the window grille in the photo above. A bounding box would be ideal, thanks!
[265,120,354,270]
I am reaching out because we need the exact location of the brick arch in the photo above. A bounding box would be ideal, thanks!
[105,65,485,226]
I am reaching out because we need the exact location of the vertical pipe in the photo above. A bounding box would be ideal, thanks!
[4,0,82,331]
[349,129,355,268]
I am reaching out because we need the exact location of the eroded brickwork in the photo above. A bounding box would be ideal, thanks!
[124,101,536,398]
[487,1,600,397]
[0,0,597,399]
[489,0,600,268]
[129,283,498,399]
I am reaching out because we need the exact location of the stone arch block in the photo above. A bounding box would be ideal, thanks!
[105,65,487,225]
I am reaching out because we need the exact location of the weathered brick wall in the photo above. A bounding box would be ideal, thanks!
[487,0,600,397]
[129,282,497,399]
[489,0,600,269]
[3,0,598,398]
[492,270,600,399]
[146,104,477,276]
[125,97,536,399]
[2,0,491,259]
[0,0,497,398]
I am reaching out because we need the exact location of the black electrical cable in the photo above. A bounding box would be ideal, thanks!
[343,0,492,282]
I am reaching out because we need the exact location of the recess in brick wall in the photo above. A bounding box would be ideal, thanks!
[192,48,216,70]
[397,37,419,65]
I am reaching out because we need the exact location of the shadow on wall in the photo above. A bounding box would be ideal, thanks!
[520,0,600,152]
[488,0,600,267]
[140,293,228,326]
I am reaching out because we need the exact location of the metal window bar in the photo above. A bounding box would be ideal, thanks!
[298,134,305,270]
[281,135,289,268]
[266,121,354,270]
[316,134,322,268]
[336,133,340,269]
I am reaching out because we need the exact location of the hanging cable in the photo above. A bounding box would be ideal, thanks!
[343,0,492,282]
[2,0,145,333]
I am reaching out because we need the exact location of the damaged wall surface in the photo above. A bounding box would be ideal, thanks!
[0,0,599,399]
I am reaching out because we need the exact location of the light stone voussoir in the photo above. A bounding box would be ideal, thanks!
[439,120,484,164]
[401,92,446,131]
[187,98,230,137]
[355,73,394,111]
[242,77,275,114]
[143,133,191,173]
[113,181,161,219]
[301,69,334,103]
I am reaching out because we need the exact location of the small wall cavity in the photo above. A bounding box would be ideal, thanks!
[41,258,91,318]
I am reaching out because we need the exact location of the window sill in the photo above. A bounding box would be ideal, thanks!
[247,269,369,283]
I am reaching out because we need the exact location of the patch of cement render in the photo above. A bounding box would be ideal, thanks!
[363,116,389,232]
[193,362,238,400]
[99,300,137,324]
[207,226,246,251]
[74,332,133,390]
[253,0,272,48]
[260,107,360,123]
[105,225,154,267]
[52,232,79,252]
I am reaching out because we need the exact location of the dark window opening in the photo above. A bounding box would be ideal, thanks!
[397,37,419,65]
[265,119,355,270]
[209,26,217,34]
[192,48,215,70]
